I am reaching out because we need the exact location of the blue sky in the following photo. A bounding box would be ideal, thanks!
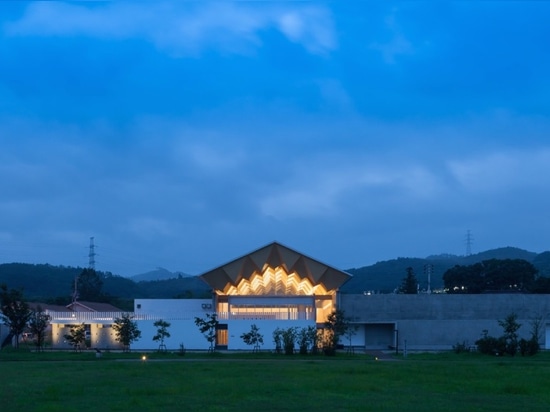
[1,1,549,277]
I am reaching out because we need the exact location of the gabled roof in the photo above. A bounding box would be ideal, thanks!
[28,302,69,312]
[66,301,123,312]
[199,242,351,294]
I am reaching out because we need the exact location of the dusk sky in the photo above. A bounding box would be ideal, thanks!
[1,2,549,277]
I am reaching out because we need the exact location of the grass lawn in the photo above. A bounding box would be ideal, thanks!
[1,350,550,412]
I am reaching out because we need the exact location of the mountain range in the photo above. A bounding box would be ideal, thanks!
[1,247,549,304]
[342,246,550,293]
[129,267,192,282]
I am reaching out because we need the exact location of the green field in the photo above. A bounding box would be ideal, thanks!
[2,350,550,412]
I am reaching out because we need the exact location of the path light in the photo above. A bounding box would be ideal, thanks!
[141,354,147,361]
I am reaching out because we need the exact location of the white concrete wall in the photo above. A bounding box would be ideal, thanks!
[132,319,207,351]
[132,299,217,350]
[226,319,315,350]
[545,324,550,350]
[134,299,213,319]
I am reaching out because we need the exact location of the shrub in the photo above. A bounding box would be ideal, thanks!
[475,332,506,356]
[452,341,469,354]
[273,328,283,354]
[178,343,186,356]
[519,338,539,356]
[281,327,297,355]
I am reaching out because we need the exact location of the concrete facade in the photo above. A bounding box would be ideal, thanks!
[132,298,316,351]
[340,294,550,351]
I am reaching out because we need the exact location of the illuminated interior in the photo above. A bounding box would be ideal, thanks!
[223,265,330,296]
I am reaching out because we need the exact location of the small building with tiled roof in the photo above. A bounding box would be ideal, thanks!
[66,301,122,313]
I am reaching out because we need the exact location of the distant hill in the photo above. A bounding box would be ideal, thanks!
[0,263,82,300]
[0,263,209,302]
[130,267,191,282]
[342,247,550,294]
[2,247,549,300]
[135,276,210,299]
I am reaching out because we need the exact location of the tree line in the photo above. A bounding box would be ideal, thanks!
[442,259,550,294]
[395,258,550,294]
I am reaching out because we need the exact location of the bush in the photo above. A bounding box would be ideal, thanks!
[178,343,186,356]
[281,327,297,355]
[452,341,469,354]
[519,338,540,356]
[475,334,506,356]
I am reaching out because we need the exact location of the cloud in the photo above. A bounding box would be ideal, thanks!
[4,2,336,56]
[369,8,414,64]
[448,149,550,193]
[258,156,446,220]
[181,143,248,175]
[125,217,174,239]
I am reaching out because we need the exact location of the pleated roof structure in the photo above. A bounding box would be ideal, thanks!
[199,242,352,295]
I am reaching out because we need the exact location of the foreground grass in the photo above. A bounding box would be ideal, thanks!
[2,350,550,412]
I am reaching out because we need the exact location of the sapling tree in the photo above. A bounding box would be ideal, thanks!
[113,313,142,352]
[323,309,350,356]
[273,328,283,354]
[309,326,323,355]
[281,327,297,355]
[518,315,544,356]
[152,319,171,352]
[64,323,86,352]
[344,323,358,354]
[240,323,264,352]
[498,313,521,356]
[297,327,309,355]
[194,313,219,352]
[28,305,51,352]
[297,326,318,355]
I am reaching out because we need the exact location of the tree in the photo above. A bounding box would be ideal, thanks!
[194,313,219,352]
[323,309,350,356]
[240,324,264,352]
[74,268,104,301]
[444,259,538,294]
[28,305,51,352]
[152,319,171,352]
[309,326,323,355]
[0,284,32,349]
[344,323,358,354]
[399,267,418,294]
[530,276,550,293]
[297,327,310,355]
[64,323,86,352]
[281,327,297,355]
[273,328,283,354]
[475,313,522,356]
[113,313,142,352]
[297,325,318,355]
[498,313,521,356]
[519,315,543,356]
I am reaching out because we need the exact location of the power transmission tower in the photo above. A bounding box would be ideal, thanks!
[88,237,96,270]
[465,230,473,256]
[423,263,433,294]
